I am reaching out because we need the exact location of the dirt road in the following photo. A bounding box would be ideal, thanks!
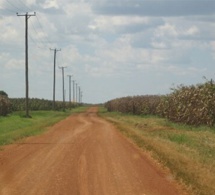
[0,107,185,195]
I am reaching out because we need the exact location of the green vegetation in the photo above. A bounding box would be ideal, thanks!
[0,91,8,97]
[0,93,11,116]
[0,107,87,146]
[10,98,79,111]
[0,92,83,117]
[99,107,215,195]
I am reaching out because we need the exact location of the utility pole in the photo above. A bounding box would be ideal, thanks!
[50,48,61,110]
[76,83,78,104]
[73,80,75,104]
[17,12,36,118]
[67,75,72,109]
[79,86,81,104]
[80,91,83,104]
[59,66,67,111]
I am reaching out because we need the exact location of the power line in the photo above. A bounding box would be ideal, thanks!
[5,0,21,10]
[2,2,53,48]
[36,15,52,47]
[29,19,48,49]
[17,0,31,12]
[4,0,30,13]
[0,4,17,14]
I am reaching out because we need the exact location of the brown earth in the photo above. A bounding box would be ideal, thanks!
[0,107,186,195]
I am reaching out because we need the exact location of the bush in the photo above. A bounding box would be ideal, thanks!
[0,91,8,97]
[0,93,11,116]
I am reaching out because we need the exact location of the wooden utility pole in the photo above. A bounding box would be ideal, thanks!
[81,91,83,103]
[79,86,81,104]
[73,80,75,103]
[67,75,72,109]
[59,66,67,111]
[50,48,61,110]
[17,12,36,118]
[76,83,78,104]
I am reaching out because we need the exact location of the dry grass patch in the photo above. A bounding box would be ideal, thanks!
[99,109,215,195]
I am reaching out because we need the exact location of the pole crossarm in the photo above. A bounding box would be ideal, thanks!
[17,12,36,17]
[50,48,61,52]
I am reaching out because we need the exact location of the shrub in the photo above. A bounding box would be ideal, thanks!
[0,93,11,116]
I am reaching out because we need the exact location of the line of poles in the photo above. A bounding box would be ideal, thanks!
[51,52,83,111]
[17,11,83,116]
[67,75,83,108]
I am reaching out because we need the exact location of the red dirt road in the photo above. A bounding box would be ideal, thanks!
[0,107,186,195]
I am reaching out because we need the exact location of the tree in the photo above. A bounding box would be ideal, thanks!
[0,91,10,116]
[0,91,8,97]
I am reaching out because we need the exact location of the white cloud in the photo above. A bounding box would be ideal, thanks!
[0,0,215,103]
[151,41,167,49]
[185,26,199,35]
[92,0,215,16]
[63,1,92,17]
[41,0,59,9]
[26,0,37,6]
[4,59,24,70]
[0,52,9,61]
[154,23,178,38]
[0,17,22,44]
[89,15,150,33]
[210,41,215,59]
[84,63,114,77]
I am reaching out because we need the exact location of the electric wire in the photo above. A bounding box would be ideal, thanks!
[35,15,53,48]
[4,0,30,13]
[29,19,49,49]
[0,2,17,14]
[17,0,31,12]
[2,0,55,51]
[5,0,21,11]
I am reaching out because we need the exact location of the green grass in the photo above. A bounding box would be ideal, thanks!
[99,107,215,195]
[0,106,88,146]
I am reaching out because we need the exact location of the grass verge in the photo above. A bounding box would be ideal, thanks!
[99,107,215,195]
[0,106,88,146]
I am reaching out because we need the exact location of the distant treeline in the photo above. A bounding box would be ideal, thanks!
[10,98,78,111]
[105,81,215,127]
[0,92,81,116]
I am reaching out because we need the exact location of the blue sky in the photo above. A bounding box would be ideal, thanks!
[0,0,215,103]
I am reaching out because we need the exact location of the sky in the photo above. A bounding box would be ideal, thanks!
[0,0,215,104]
